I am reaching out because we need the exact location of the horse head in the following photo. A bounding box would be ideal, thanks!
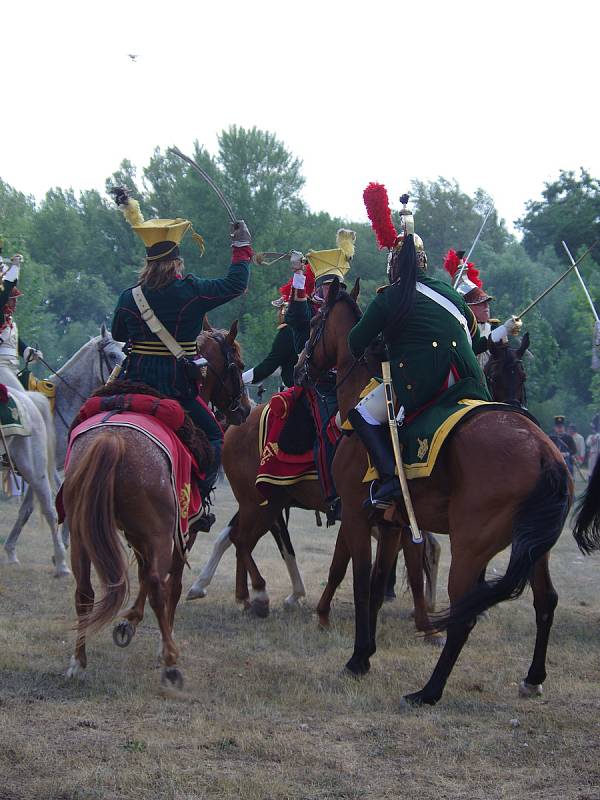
[294,277,362,388]
[96,323,126,386]
[196,319,251,427]
[485,331,530,406]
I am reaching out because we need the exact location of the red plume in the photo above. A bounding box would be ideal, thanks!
[466,262,482,288]
[363,182,397,249]
[443,249,460,280]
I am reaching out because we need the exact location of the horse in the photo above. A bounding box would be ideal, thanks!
[296,278,571,705]
[187,286,438,633]
[484,332,530,406]
[65,322,250,688]
[3,325,124,565]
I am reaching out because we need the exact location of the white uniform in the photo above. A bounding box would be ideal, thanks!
[0,319,21,373]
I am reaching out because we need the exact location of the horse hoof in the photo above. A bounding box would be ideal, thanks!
[400,691,437,708]
[423,631,446,648]
[518,680,543,698]
[66,656,86,680]
[54,565,72,578]
[5,550,19,565]
[345,656,370,677]
[283,594,302,610]
[317,613,331,630]
[161,667,184,690]
[112,620,135,648]
[250,599,270,618]
[186,583,207,601]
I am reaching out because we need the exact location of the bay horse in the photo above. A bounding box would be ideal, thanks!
[484,332,530,406]
[296,278,571,705]
[4,325,124,564]
[64,322,249,688]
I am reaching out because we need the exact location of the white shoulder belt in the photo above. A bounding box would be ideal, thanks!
[131,285,186,359]
[415,282,472,342]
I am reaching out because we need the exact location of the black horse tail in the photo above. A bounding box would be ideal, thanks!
[430,459,571,632]
[573,457,600,554]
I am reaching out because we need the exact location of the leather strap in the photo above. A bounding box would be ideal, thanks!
[131,286,186,360]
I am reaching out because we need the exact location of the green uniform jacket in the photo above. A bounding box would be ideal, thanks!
[112,256,250,399]
[348,273,491,416]
[251,323,297,388]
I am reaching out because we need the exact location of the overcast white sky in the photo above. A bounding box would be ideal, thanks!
[2,0,598,232]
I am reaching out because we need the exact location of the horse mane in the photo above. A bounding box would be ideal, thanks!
[197,329,244,370]
[331,290,362,322]
[70,380,213,470]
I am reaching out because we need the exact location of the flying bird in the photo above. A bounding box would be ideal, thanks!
[127,54,139,62]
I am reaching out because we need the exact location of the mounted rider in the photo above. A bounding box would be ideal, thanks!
[285,230,356,521]
[346,185,521,507]
[110,189,252,528]
[0,252,44,387]
[242,281,299,391]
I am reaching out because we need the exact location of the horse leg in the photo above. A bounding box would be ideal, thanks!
[167,551,186,631]
[66,537,93,678]
[423,532,441,612]
[30,474,70,577]
[270,513,306,608]
[187,516,236,600]
[344,511,374,677]
[369,524,402,654]
[519,554,558,698]
[384,553,398,601]
[402,556,486,706]
[144,541,179,669]
[232,506,274,617]
[400,527,432,634]
[4,485,34,563]
[113,554,147,648]
[316,525,351,629]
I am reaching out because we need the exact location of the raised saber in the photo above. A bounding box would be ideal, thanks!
[453,205,494,288]
[381,359,423,544]
[515,240,598,319]
[562,241,600,322]
[168,146,237,224]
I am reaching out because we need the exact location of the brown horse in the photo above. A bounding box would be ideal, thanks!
[296,279,572,705]
[484,332,530,406]
[64,322,249,689]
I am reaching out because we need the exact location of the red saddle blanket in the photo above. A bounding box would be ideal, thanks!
[256,388,317,500]
[57,410,202,552]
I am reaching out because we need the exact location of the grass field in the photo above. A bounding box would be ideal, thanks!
[0,482,599,800]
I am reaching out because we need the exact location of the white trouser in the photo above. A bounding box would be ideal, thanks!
[355,382,405,426]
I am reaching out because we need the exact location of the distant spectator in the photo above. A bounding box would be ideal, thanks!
[586,414,600,477]
[568,423,586,465]
[550,415,576,476]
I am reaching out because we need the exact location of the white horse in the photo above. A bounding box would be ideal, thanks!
[2,325,124,570]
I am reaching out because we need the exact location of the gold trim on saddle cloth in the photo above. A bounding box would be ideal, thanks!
[28,376,56,412]
[256,404,318,494]
[130,340,197,357]
[361,398,499,482]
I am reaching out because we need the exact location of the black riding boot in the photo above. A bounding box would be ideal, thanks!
[347,409,400,508]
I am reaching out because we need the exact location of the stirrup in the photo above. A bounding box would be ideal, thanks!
[363,478,400,510]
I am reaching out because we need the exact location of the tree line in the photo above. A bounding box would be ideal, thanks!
[1,126,599,433]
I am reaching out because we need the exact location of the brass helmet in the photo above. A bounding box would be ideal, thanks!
[387,194,427,281]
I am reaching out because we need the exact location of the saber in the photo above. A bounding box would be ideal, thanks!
[253,251,293,266]
[562,241,600,322]
[381,359,423,544]
[453,205,494,289]
[168,147,237,224]
[515,241,598,319]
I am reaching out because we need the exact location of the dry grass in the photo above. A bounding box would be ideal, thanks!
[0,481,599,800]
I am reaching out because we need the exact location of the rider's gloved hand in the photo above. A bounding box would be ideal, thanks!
[231,220,251,247]
[24,347,43,363]
[491,316,522,343]
[290,251,306,289]
[242,368,254,384]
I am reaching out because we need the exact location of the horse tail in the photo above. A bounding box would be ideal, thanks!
[432,458,571,631]
[65,431,129,634]
[573,457,600,554]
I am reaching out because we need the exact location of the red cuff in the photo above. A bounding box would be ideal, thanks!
[295,289,307,300]
[231,245,253,263]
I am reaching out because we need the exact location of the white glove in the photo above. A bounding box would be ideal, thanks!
[3,263,20,282]
[292,272,306,290]
[490,317,522,344]
[24,347,42,363]
[231,220,251,247]
[504,316,522,336]
[290,250,303,269]
[242,368,254,384]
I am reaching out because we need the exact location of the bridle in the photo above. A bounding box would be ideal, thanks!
[199,332,247,416]
[485,351,527,408]
[97,337,116,385]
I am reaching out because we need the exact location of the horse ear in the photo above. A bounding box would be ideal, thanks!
[203,315,213,331]
[327,278,340,307]
[350,277,360,301]
[100,323,108,338]
[226,319,239,345]
[517,331,530,358]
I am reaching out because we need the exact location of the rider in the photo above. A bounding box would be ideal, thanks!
[285,230,356,521]
[110,189,252,529]
[347,188,520,507]
[0,254,44,387]
[242,284,298,391]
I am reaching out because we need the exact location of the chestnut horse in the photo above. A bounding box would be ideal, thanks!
[64,322,249,689]
[296,279,571,706]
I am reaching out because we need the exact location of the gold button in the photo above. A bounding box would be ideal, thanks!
[452,340,457,347]
[399,362,404,368]
[407,384,412,390]
[432,341,438,348]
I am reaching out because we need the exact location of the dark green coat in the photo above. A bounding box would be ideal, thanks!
[251,323,297,388]
[348,273,491,415]
[112,257,250,399]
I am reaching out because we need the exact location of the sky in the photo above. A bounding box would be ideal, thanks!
[2,0,599,233]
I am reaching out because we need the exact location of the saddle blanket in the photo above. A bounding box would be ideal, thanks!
[58,411,201,552]
[0,384,31,441]
[255,394,317,501]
